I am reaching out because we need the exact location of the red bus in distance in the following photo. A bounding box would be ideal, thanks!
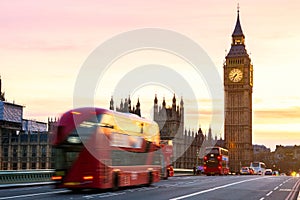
[203,146,229,175]
[51,107,169,190]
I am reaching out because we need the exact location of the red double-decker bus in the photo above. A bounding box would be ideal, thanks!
[203,146,229,175]
[160,140,174,179]
[51,107,168,190]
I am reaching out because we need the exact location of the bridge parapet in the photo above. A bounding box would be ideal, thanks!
[0,170,54,185]
[0,169,193,188]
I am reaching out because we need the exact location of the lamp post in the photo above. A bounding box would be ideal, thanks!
[196,149,199,167]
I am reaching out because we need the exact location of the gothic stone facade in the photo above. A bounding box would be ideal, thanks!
[224,9,253,172]
[109,96,141,117]
[153,95,205,169]
[0,102,55,170]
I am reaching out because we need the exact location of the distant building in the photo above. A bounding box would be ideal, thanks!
[202,126,225,148]
[253,144,270,155]
[0,77,5,101]
[0,78,54,170]
[153,94,184,141]
[152,95,225,169]
[252,144,272,167]
[0,101,54,170]
[179,128,204,169]
[274,145,300,171]
[251,145,300,173]
[109,96,141,117]
[274,145,300,160]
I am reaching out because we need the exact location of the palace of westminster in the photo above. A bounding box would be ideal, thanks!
[1,9,299,172]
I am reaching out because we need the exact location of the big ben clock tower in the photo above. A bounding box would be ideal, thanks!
[224,7,253,172]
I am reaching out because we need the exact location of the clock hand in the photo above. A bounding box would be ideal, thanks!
[233,74,237,80]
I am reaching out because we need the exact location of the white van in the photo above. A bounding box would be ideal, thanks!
[250,162,266,175]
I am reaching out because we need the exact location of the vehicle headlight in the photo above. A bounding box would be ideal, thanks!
[67,136,81,144]
[291,171,297,177]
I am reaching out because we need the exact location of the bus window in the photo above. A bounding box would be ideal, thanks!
[114,116,142,134]
[111,150,147,166]
[205,147,219,154]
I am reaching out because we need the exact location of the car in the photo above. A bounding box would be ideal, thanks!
[264,169,273,175]
[249,167,255,175]
[197,165,204,175]
[272,171,279,176]
[290,171,300,177]
[240,167,253,175]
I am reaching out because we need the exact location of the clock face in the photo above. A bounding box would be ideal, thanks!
[229,68,243,82]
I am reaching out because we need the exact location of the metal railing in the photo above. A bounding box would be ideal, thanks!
[173,168,193,175]
[0,168,192,188]
[0,170,54,187]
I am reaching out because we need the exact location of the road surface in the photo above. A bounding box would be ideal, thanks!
[0,175,299,200]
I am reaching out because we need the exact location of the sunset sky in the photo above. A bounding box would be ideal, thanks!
[1,0,299,151]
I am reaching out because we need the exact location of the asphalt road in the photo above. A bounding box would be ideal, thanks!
[0,175,299,200]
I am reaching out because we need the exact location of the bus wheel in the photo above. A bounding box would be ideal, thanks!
[112,171,119,191]
[147,171,153,186]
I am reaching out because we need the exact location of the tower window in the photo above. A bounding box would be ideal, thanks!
[235,39,241,44]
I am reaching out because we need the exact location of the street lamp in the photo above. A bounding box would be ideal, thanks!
[196,149,199,167]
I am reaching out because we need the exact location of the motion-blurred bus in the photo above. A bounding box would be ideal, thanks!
[203,146,229,175]
[160,140,174,179]
[51,107,170,190]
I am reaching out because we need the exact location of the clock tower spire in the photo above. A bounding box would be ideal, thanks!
[224,6,254,173]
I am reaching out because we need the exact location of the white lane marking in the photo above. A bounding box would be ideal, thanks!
[184,181,196,185]
[283,178,293,184]
[7,186,44,192]
[279,184,283,187]
[160,184,178,188]
[283,177,300,200]
[274,186,279,190]
[259,198,265,200]
[0,190,68,200]
[137,186,159,191]
[279,189,292,192]
[84,192,125,199]
[266,191,273,196]
[169,176,266,200]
